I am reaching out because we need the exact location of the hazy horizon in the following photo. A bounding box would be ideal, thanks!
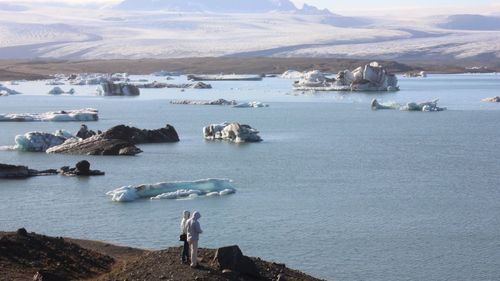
[1,0,499,16]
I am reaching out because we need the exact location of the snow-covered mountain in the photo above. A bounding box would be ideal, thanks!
[0,4,498,63]
[116,0,300,13]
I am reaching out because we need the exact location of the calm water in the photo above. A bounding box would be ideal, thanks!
[1,74,500,280]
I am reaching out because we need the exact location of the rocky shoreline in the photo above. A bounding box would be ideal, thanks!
[0,229,323,281]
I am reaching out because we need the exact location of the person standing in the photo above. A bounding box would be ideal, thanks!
[187,211,203,268]
[180,210,190,263]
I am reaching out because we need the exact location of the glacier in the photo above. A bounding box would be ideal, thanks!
[106,178,236,202]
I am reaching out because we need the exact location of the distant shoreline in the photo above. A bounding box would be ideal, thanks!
[0,57,497,81]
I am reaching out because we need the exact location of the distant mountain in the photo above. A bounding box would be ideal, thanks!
[116,0,298,13]
[0,3,27,11]
[438,14,500,31]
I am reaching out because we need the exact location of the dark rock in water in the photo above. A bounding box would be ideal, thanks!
[45,124,178,156]
[59,160,105,176]
[75,160,90,173]
[100,124,180,143]
[0,163,58,178]
[213,245,260,278]
[47,136,142,156]
[76,124,97,140]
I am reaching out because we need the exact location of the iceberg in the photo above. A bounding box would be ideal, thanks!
[281,70,304,79]
[69,73,111,85]
[170,99,238,105]
[187,74,263,81]
[0,84,22,96]
[481,96,500,103]
[96,81,140,96]
[203,122,262,143]
[45,80,65,86]
[371,99,446,111]
[293,62,399,92]
[233,101,269,108]
[47,87,75,95]
[14,130,74,152]
[0,109,98,122]
[106,179,236,202]
[135,81,211,89]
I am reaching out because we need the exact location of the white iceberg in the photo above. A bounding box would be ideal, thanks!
[14,130,75,152]
[281,70,304,79]
[203,122,262,143]
[233,101,269,108]
[170,99,238,105]
[48,87,75,95]
[106,178,236,202]
[69,73,110,85]
[0,108,98,122]
[293,62,399,92]
[0,84,22,96]
[481,96,500,103]
[45,80,65,86]
[371,99,446,111]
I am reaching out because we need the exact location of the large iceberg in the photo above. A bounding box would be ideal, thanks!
[14,130,74,152]
[203,122,262,143]
[371,99,446,111]
[293,62,399,92]
[96,81,140,96]
[106,178,236,202]
[0,109,98,122]
[0,84,22,96]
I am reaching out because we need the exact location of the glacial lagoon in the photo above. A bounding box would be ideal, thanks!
[1,74,500,280]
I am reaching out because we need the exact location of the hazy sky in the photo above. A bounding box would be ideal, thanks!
[3,0,500,16]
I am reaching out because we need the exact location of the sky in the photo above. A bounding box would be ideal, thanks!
[2,0,500,16]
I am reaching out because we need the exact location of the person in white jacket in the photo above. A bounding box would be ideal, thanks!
[186,211,203,268]
[180,210,190,263]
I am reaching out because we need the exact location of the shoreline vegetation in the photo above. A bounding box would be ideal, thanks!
[0,229,323,281]
[0,57,497,81]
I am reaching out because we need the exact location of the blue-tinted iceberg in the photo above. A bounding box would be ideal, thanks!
[106,178,236,202]
[14,130,75,152]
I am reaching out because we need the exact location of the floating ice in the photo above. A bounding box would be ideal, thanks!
[106,178,236,202]
[203,122,262,143]
[0,84,22,96]
[14,130,75,152]
[170,99,237,105]
[371,99,446,112]
[233,101,269,108]
[481,96,500,103]
[281,70,304,79]
[47,87,75,95]
[0,108,98,122]
[293,62,399,92]
[96,81,140,96]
